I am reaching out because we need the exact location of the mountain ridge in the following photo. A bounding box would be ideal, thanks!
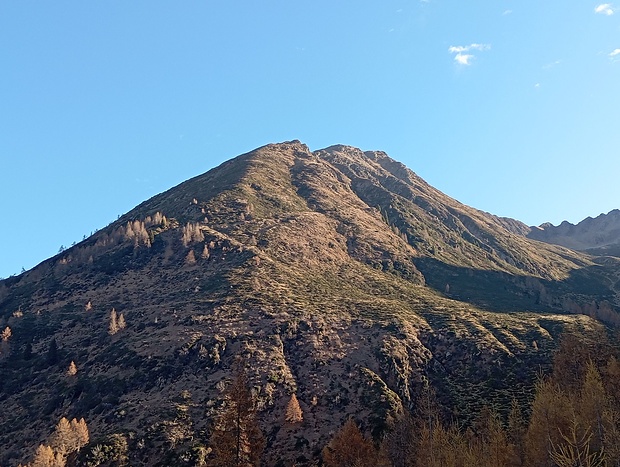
[526,209,620,253]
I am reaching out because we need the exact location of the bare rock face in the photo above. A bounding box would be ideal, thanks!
[0,141,617,466]
[527,209,620,253]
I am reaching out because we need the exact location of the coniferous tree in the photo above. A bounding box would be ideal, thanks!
[507,398,527,465]
[117,312,126,330]
[47,338,59,365]
[29,444,61,467]
[322,419,383,467]
[285,393,303,424]
[70,418,89,450]
[577,360,609,454]
[210,365,265,466]
[525,376,573,467]
[109,308,119,335]
[66,361,77,376]
[382,411,417,467]
[470,406,516,467]
[185,249,197,265]
[50,418,74,456]
[49,417,89,457]
[23,341,33,361]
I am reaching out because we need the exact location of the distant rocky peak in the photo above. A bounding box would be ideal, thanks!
[527,209,620,252]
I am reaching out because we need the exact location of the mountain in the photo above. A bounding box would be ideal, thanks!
[0,141,618,466]
[526,209,620,256]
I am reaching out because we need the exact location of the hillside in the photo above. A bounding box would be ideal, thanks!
[0,141,618,466]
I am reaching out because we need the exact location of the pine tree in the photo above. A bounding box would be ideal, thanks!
[285,393,303,424]
[67,361,77,376]
[47,338,59,365]
[210,366,265,466]
[23,341,33,360]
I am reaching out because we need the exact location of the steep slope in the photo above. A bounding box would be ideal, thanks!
[0,141,617,466]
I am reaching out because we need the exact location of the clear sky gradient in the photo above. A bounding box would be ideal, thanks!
[1,1,619,278]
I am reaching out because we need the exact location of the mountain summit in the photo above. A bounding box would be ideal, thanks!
[1,141,618,465]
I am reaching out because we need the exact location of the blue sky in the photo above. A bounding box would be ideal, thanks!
[1,1,619,278]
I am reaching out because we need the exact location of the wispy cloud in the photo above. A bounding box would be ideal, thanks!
[595,3,615,15]
[610,49,620,61]
[542,60,561,69]
[448,43,491,65]
[502,9,513,16]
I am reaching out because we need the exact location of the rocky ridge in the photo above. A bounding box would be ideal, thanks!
[527,209,620,255]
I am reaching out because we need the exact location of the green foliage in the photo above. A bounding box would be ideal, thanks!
[75,434,128,467]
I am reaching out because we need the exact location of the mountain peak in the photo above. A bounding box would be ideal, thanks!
[1,142,618,466]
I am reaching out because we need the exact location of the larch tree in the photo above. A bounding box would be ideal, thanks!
[470,406,516,467]
[66,361,77,376]
[50,418,74,456]
[285,393,303,424]
[322,419,383,467]
[577,360,609,454]
[49,417,89,457]
[525,377,574,467]
[185,249,197,265]
[1,325,11,341]
[108,308,118,335]
[507,398,527,465]
[382,411,417,467]
[29,444,61,467]
[70,418,89,449]
[210,365,265,466]
[117,312,126,330]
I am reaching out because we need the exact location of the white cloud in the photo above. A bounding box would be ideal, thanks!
[595,3,615,15]
[448,43,491,65]
[454,54,474,65]
[502,9,513,15]
[610,48,620,57]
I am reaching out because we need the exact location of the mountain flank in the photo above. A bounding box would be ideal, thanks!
[0,141,619,466]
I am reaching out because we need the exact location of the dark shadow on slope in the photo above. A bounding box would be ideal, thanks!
[413,257,617,316]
